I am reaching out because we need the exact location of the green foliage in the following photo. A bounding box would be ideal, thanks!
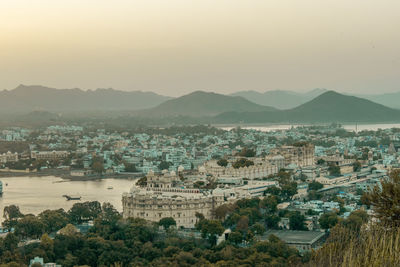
[91,160,104,174]
[319,212,339,230]
[265,215,280,229]
[197,219,225,246]
[14,215,45,239]
[158,161,172,171]
[280,182,298,201]
[2,205,23,230]
[68,201,102,224]
[238,147,256,157]
[137,176,147,187]
[352,161,362,172]
[232,158,254,169]
[216,158,228,167]
[366,169,400,226]
[39,209,69,233]
[159,217,176,230]
[123,161,137,172]
[328,164,341,177]
[289,211,307,231]
[308,181,323,191]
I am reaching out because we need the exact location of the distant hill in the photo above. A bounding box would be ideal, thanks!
[357,92,400,109]
[0,85,171,113]
[143,91,277,117]
[215,91,400,123]
[231,88,327,109]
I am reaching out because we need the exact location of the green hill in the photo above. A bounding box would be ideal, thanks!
[231,88,327,109]
[143,91,277,117]
[214,91,400,123]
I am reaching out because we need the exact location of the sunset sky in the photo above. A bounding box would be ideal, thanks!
[1,0,399,96]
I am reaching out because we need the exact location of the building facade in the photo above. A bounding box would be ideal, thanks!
[122,171,225,228]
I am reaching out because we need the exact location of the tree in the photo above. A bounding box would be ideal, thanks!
[289,211,307,230]
[158,161,171,171]
[317,159,326,165]
[280,182,298,201]
[2,205,23,230]
[123,162,137,172]
[353,161,362,172]
[91,161,104,174]
[239,148,256,157]
[199,219,225,246]
[250,223,266,235]
[265,215,280,229]
[260,195,278,213]
[40,233,54,255]
[308,190,322,200]
[68,201,101,224]
[159,217,176,230]
[328,164,341,177]
[236,216,249,232]
[308,181,323,191]
[14,215,45,239]
[217,158,228,167]
[137,176,147,187]
[341,210,369,231]
[366,169,400,226]
[228,230,243,245]
[232,158,254,169]
[58,224,79,236]
[319,212,339,230]
[214,204,236,221]
[39,209,69,233]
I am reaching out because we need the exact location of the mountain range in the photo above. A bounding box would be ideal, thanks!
[358,92,400,109]
[141,91,276,117]
[230,89,327,109]
[214,91,400,123]
[0,85,171,113]
[2,85,400,125]
[231,88,400,110]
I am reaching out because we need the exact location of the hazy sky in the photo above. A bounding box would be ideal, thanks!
[1,0,399,96]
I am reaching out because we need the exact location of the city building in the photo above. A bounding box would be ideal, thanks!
[122,171,225,228]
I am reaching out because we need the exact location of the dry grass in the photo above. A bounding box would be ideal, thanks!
[307,224,400,267]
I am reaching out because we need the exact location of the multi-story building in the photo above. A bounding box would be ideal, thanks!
[202,155,285,179]
[31,151,69,160]
[0,151,18,163]
[273,143,315,168]
[122,171,225,228]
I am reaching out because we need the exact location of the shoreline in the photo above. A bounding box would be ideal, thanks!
[0,169,142,181]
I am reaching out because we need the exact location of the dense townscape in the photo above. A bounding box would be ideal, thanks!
[1,124,400,266]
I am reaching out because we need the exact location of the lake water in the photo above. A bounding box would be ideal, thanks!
[219,123,400,132]
[0,176,136,220]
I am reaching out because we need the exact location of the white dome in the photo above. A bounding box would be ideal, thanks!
[178,165,185,172]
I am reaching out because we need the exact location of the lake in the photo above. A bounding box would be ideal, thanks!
[0,176,136,220]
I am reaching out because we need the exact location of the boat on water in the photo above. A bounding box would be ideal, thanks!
[107,186,114,190]
[0,181,3,196]
[62,194,81,201]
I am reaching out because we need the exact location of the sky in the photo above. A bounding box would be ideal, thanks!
[0,0,399,97]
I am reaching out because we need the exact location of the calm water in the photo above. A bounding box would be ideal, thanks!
[220,123,400,132]
[0,176,135,220]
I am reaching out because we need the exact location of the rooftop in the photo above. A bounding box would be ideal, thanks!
[261,230,326,244]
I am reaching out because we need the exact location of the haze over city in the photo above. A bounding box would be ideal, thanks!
[1,0,400,96]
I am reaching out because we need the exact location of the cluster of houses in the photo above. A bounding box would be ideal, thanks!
[3,124,400,253]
